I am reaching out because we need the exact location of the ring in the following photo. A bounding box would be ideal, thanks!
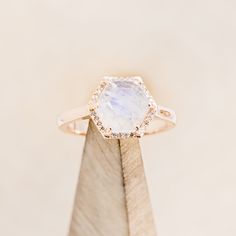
[58,76,176,139]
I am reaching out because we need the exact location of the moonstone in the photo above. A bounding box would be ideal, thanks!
[97,79,150,133]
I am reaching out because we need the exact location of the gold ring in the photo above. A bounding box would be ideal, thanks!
[57,76,176,139]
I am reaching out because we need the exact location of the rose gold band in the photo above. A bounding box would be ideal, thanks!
[57,105,176,137]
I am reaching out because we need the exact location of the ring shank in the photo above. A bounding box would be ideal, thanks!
[58,105,176,137]
[145,105,176,135]
[57,106,90,135]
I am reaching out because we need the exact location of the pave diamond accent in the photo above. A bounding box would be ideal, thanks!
[89,77,157,139]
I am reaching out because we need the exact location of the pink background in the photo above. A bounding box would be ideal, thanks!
[0,0,235,235]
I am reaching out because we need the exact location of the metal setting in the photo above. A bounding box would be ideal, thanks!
[58,76,176,139]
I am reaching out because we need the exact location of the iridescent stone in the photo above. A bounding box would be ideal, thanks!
[96,79,150,133]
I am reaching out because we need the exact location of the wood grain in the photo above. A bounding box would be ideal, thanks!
[69,120,156,236]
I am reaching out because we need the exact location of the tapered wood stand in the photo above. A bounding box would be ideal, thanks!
[68,120,157,236]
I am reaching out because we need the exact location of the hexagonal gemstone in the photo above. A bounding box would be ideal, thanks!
[96,79,150,133]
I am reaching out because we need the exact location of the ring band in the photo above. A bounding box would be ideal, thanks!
[58,105,176,136]
[58,76,176,139]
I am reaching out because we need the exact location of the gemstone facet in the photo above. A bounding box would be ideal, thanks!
[89,77,157,139]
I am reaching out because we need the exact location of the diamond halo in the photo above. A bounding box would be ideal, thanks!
[89,76,158,139]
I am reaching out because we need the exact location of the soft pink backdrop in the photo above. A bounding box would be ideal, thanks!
[0,0,235,235]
